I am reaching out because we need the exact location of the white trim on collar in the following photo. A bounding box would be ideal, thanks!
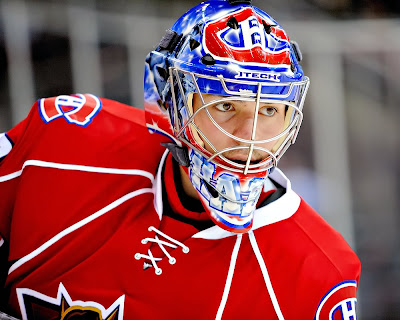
[251,189,300,230]
[153,149,169,220]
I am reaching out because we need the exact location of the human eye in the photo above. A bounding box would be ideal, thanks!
[214,102,234,112]
[259,106,277,117]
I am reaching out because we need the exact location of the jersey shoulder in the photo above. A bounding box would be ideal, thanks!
[1,94,167,173]
[290,199,361,317]
[6,94,147,141]
[267,198,361,318]
[36,93,146,131]
[293,199,361,279]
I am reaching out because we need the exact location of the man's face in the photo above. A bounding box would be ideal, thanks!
[192,93,287,164]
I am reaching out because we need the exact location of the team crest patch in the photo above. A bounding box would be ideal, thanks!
[315,281,357,320]
[203,7,291,66]
[39,94,101,127]
[17,283,124,320]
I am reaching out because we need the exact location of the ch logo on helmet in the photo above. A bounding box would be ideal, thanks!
[39,94,102,127]
[203,7,291,66]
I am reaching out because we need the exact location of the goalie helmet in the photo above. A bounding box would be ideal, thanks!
[144,0,310,233]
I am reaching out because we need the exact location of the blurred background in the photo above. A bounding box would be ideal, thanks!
[0,0,399,318]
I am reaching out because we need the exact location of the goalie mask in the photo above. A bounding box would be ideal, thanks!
[144,0,310,233]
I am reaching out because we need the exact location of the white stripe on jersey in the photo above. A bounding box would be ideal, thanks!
[0,159,155,183]
[249,230,285,320]
[215,234,243,320]
[8,187,154,275]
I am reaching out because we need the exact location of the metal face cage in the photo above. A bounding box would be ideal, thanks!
[168,67,310,174]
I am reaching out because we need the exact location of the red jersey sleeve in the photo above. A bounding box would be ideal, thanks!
[0,100,39,241]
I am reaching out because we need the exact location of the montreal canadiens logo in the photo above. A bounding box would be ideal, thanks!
[203,7,291,66]
[39,93,101,127]
[315,281,358,320]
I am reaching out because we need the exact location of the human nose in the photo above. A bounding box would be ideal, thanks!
[231,112,255,142]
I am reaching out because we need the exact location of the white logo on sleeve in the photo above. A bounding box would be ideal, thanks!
[0,133,13,159]
[330,298,357,320]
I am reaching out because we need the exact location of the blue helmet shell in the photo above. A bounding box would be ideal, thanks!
[145,0,305,108]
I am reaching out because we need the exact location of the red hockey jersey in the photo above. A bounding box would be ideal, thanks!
[0,94,361,319]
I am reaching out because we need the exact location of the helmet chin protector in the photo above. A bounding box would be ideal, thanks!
[144,0,310,233]
[183,148,265,232]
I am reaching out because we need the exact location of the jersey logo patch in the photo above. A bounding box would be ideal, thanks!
[0,133,13,160]
[39,94,102,127]
[315,281,358,320]
[203,7,291,66]
[17,283,124,320]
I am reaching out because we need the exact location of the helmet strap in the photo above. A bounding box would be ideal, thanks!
[161,142,190,167]
[228,0,252,5]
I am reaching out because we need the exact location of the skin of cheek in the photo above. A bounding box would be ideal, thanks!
[194,108,232,151]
